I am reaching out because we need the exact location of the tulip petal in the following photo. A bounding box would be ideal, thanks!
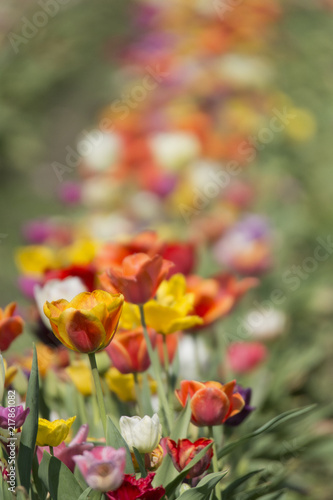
[57,309,106,353]
[191,387,230,426]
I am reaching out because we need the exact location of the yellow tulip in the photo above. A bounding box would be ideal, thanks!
[104,367,157,402]
[43,290,124,353]
[36,416,76,447]
[66,361,93,397]
[144,274,203,335]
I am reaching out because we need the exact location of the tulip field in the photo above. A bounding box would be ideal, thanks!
[1,1,333,499]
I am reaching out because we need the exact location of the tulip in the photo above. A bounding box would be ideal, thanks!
[43,290,124,353]
[0,303,24,351]
[104,368,157,403]
[66,361,93,397]
[34,277,88,328]
[106,472,165,500]
[0,406,30,430]
[73,446,126,492]
[186,274,258,328]
[36,424,93,472]
[102,253,173,305]
[143,274,203,334]
[165,437,213,478]
[227,342,267,374]
[106,327,156,374]
[36,416,76,447]
[119,414,161,453]
[175,380,245,427]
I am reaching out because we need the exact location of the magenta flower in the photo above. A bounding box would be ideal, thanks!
[0,406,30,430]
[73,446,126,492]
[36,424,93,473]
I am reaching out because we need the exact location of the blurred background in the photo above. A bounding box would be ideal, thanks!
[1,0,333,498]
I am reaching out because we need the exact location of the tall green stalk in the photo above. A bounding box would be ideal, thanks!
[88,352,107,438]
[139,305,172,433]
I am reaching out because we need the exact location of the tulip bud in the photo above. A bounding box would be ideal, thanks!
[119,414,161,453]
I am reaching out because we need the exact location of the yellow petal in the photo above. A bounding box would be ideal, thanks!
[36,416,76,447]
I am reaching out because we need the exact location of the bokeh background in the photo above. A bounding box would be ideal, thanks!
[1,0,333,498]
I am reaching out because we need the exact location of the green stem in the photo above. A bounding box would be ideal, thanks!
[88,352,107,438]
[139,305,172,433]
[133,372,143,416]
[49,446,54,456]
[209,426,222,500]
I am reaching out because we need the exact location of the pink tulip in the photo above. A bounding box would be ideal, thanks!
[73,446,126,492]
[227,342,267,374]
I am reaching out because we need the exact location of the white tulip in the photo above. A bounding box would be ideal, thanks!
[119,413,161,453]
[34,277,87,328]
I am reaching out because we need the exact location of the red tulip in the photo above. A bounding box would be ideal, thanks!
[165,437,213,478]
[102,253,173,305]
[0,303,24,351]
[175,380,244,427]
[106,472,165,500]
[106,327,156,374]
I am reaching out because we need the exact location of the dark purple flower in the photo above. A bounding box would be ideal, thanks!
[0,405,30,429]
[224,385,255,427]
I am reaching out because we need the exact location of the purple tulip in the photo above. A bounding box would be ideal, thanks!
[0,406,30,430]
[224,385,255,427]
[73,446,126,492]
[36,424,93,472]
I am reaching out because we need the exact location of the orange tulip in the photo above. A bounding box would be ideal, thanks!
[0,303,24,351]
[186,274,258,328]
[106,327,156,374]
[175,380,244,427]
[102,253,173,305]
[43,290,123,353]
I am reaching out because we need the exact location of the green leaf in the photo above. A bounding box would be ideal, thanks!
[1,474,13,500]
[153,401,191,488]
[223,470,263,499]
[163,442,214,498]
[133,447,147,478]
[106,416,135,473]
[178,471,228,500]
[218,405,315,460]
[38,451,83,500]
[78,487,103,499]
[17,343,39,493]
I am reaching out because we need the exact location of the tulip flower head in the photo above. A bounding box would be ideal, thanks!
[0,303,24,351]
[0,405,30,430]
[36,416,76,447]
[175,380,245,426]
[43,290,124,353]
[144,274,203,334]
[103,253,174,304]
[120,413,161,453]
[73,446,126,492]
[165,437,213,478]
[227,342,267,374]
[106,472,165,500]
[106,327,156,374]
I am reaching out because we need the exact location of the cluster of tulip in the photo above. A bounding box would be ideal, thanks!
[0,0,318,498]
